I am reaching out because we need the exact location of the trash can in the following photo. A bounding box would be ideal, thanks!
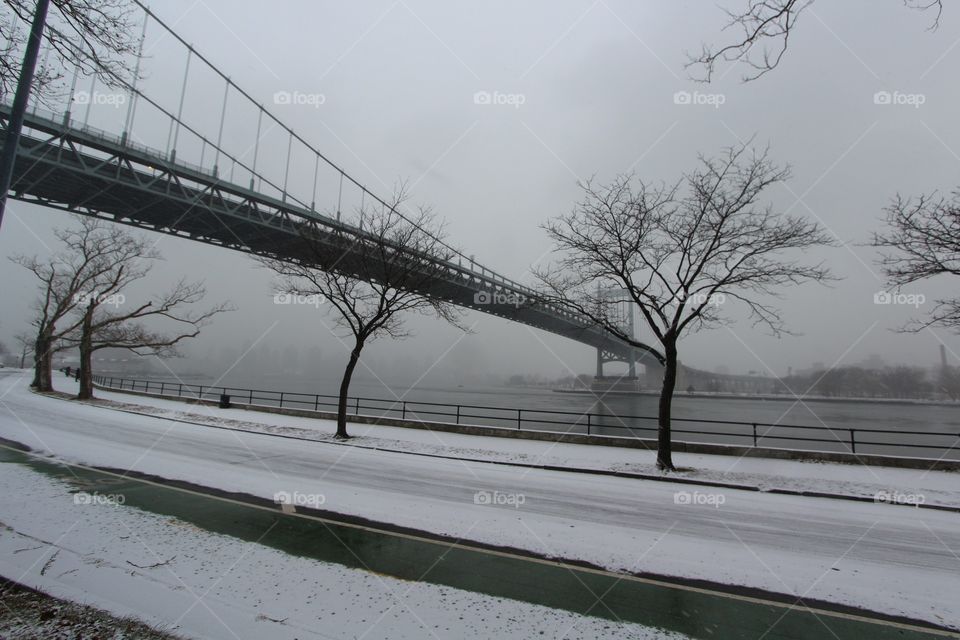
[219,393,231,409]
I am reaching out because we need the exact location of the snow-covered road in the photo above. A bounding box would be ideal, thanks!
[0,370,958,630]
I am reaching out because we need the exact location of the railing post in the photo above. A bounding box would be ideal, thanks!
[178,383,183,397]
[587,413,591,436]
[456,405,460,424]
[849,429,856,454]
[313,394,318,411]
[355,397,360,415]
[250,389,254,405]
[198,385,204,400]
[752,424,758,447]
[517,409,522,430]
[402,402,407,420]
[279,392,284,408]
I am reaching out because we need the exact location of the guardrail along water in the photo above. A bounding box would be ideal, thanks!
[88,374,960,461]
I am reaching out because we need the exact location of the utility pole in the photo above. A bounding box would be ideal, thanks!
[0,0,52,231]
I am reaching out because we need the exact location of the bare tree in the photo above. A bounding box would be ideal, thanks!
[687,0,943,82]
[536,143,834,470]
[11,216,153,391]
[69,278,230,399]
[1,0,140,103]
[14,331,32,368]
[938,364,960,400]
[259,188,464,439]
[872,191,960,331]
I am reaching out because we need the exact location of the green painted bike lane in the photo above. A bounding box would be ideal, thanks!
[1,445,955,640]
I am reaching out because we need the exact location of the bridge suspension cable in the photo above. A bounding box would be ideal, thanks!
[2,1,665,362]
[120,0,534,294]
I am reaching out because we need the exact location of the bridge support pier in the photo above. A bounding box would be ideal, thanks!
[593,347,639,392]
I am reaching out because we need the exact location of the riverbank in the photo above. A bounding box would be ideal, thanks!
[554,387,960,407]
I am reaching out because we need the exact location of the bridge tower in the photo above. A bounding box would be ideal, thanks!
[592,288,642,392]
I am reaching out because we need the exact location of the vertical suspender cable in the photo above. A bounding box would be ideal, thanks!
[336,172,343,221]
[169,47,191,160]
[250,108,262,190]
[63,50,81,125]
[281,131,292,203]
[213,79,228,176]
[310,153,319,211]
[32,40,51,114]
[122,16,147,145]
[82,73,95,126]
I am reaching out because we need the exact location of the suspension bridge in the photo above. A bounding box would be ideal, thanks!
[0,1,663,376]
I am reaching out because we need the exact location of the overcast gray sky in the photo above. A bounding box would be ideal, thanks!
[2,0,959,385]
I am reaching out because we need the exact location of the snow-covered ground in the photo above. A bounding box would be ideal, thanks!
[1,370,959,631]
[0,457,682,639]
[89,378,960,509]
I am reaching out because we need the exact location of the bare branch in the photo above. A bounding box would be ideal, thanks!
[687,0,943,82]
[872,190,960,331]
[1,0,141,105]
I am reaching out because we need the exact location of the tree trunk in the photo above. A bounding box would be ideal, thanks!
[76,310,94,399]
[657,340,678,471]
[33,332,53,391]
[335,342,363,439]
[40,350,53,391]
[31,335,44,389]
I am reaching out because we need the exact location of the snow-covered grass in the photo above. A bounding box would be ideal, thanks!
[88,380,960,510]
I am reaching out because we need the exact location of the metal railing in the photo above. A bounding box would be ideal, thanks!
[87,373,960,460]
